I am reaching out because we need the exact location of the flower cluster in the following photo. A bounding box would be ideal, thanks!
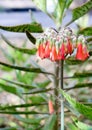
[36,27,89,61]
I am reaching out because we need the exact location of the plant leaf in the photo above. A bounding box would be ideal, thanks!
[29,95,46,103]
[0,46,15,63]
[0,111,48,115]
[65,83,92,90]
[1,34,36,55]
[72,83,92,89]
[0,82,23,97]
[0,103,47,110]
[60,90,92,120]
[78,27,92,36]
[32,0,47,12]
[65,0,73,9]
[53,0,66,27]
[0,23,43,33]
[64,72,92,79]
[73,118,92,130]
[66,0,92,25]
[87,37,92,43]
[0,61,53,75]
[65,57,83,65]
[35,80,51,88]
[26,31,36,44]
[0,78,36,89]
[14,115,43,124]
[0,128,17,130]
[42,114,56,130]
[23,88,52,94]
[73,72,92,78]
[67,123,78,130]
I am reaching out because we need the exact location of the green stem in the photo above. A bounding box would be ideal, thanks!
[60,60,64,130]
[54,62,59,130]
[60,60,64,89]
[61,100,64,130]
[25,94,29,129]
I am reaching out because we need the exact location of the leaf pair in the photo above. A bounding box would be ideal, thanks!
[60,90,92,120]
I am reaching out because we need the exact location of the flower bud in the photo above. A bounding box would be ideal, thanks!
[48,100,54,114]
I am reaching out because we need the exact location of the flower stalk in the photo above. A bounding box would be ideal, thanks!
[60,60,64,130]
[53,61,60,130]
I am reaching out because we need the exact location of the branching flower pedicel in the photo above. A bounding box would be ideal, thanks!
[36,27,89,61]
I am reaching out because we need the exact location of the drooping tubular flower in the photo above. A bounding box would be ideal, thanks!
[76,44,89,61]
[36,28,89,61]
[59,43,66,60]
[50,46,58,61]
[76,36,89,61]
[45,41,51,58]
[48,100,54,114]
[37,44,45,59]
[66,38,73,55]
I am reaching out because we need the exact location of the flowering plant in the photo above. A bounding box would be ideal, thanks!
[0,0,92,130]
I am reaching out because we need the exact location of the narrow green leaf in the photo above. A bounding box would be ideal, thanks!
[73,72,92,78]
[66,0,92,25]
[29,95,46,103]
[0,128,17,130]
[0,82,22,97]
[26,128,34,130]
[14,115,42,124]
[72,0,92,21]
[73,118,92,130]
[60,90,92,120]
[42,114,56,130]
[0,46,15,63]
[73,83,92,89]
[0,103,47,110]
[65,83,92,90]
[65,0,73,9]
[0,61,53,75]
[23,88,52,94]
[1,34,36,55]
[89,51,92,56]
[0,23,43,33]
[87,37,92,43]
[0,111,48,115]
[84,103,92,108]
[78,27,92,36]
[68,123,78,130]
[53,0,66,27]
[36,80,51,88]
[64,72,92,79]
[26,31,36,44]
[65,57,83,65]
[0,78,36,89]
[32,0,47,12]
